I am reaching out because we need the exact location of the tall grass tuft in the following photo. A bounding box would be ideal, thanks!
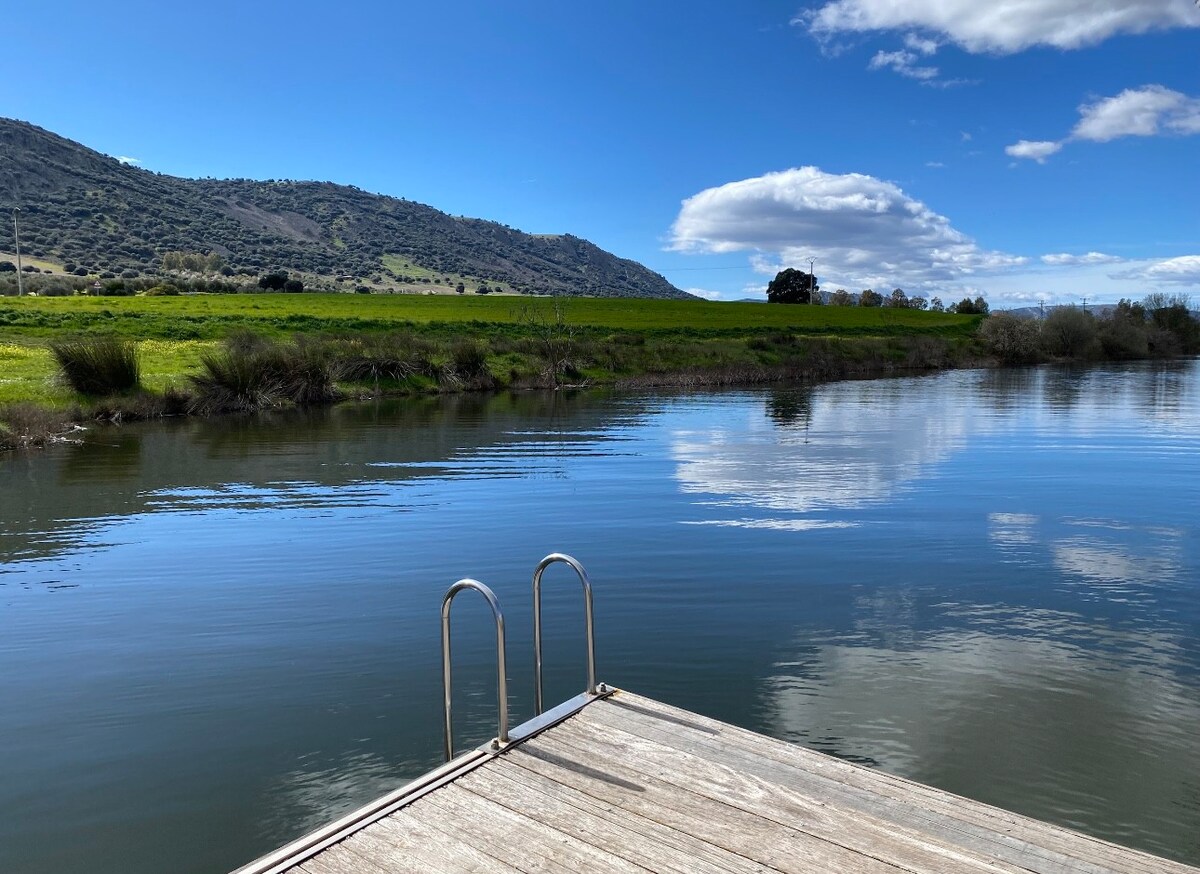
[188,336,341,414]
[49,337,141,395]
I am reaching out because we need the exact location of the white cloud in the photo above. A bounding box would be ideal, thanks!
[115,155,142,165]
[1005,140,1063,163]
[925,161,945,168]
[669,166,1025,291]
[1117,255,1200,286]
[1041,252,1123,266]
[868,49,939,81]
[1006,85,1200,161]
[797,0,1198,54]
[1072,85,1200,142]
[902,32,939,54]
[685,287,725,301]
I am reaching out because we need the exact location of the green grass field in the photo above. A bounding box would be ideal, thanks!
[0,293,982,428]
[0,292,979,339]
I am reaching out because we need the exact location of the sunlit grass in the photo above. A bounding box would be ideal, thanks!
[0,293,979,337]
[0,339,216,406]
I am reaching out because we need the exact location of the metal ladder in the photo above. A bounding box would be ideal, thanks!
[440,552,601,762]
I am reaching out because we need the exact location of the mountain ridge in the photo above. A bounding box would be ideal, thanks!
[0,118,691,299]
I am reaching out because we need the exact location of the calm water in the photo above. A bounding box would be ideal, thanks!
[1,362,1198,872]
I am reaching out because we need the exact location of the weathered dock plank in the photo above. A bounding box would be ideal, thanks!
[238,689,1199,874]
[586,694,1186,874]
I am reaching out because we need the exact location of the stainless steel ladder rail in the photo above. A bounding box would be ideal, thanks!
[532,553,597,715]
[441,579,509,762]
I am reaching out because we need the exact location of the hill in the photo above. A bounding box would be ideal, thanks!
[0,118,691,299]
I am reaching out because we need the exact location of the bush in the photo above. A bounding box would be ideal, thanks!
[143,283,181,296]
[258,272,287,291]
[1098,302,1149,360]
[980,312,1040,364]
[1041,306,1098,358]
[0,402,75,450]
[449,338,490,378]
[50,337,141,395]
[283,278,304,293]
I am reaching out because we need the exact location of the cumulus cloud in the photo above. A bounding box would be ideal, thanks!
[685,287,725,301]
[1005,140,1063,163]
[797,0,1198,55]
[1041,252,1123,266]
[1072,85,1200,141]
[1116,255,1200,286]
[1007,85,1200,161]
[669,166,1025,291]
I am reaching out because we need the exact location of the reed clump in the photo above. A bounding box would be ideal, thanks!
[188,335,341,414]
[49,336,141,395]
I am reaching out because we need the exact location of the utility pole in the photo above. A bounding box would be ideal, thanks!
[1081,296,1088,312]
[1039,299,1045,320]
[12,207,23,297]
[808,257,816,304]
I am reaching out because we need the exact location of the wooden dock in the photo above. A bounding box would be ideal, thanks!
[235,688,1196,874]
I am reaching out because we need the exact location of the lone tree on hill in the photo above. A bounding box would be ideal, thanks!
[766,267,818,304]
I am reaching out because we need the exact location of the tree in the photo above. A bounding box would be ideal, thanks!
[0,261,14,273]
[283,278,304,293]
[766,267,818,304]
[909,296,928,311]
[829,289,852,306]
[456,282,465,294]
[952,296,989,315]
[1041,306,1098,358]
[258,272,287,291]
[929,297,944,312]
[859,288,883,307]
[980,312,1040,364]
[888,288,909,308]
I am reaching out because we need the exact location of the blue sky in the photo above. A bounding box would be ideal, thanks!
[3,0,1198,306]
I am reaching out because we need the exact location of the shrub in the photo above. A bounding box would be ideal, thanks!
[50,337,141,395]
[980,312,1040,364]
[1041,306,1099,358]
[143,283,181,296]
[258,272,287,291]
[449,338,490,378]
[1098,303,1149,360]
[0,402,75,450]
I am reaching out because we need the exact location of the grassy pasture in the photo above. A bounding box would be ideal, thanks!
[0,293,979,339]
[0,294,982,438]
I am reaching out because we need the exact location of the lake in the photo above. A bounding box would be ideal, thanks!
[1,361,1198,873]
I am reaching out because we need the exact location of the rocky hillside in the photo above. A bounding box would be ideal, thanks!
[0,118,690,298]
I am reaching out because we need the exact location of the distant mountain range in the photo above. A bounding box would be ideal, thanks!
[0,118,691,298]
